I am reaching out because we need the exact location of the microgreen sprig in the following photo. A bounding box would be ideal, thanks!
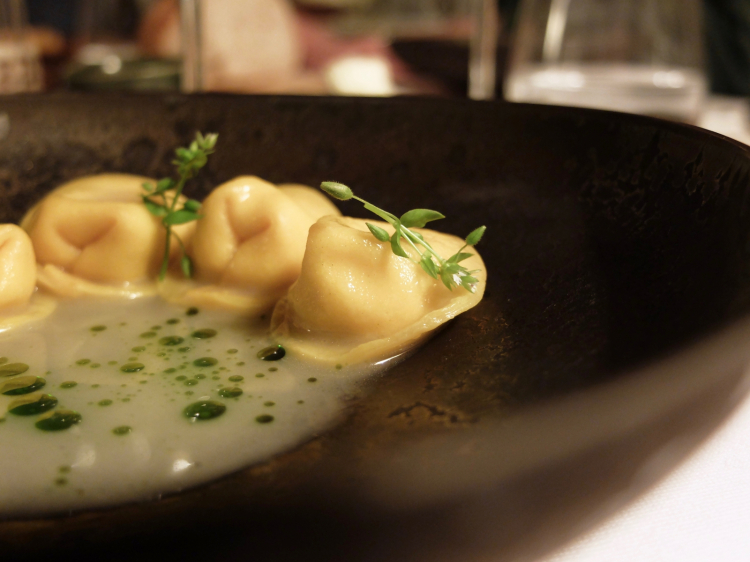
[142,132,218,281]
[320,181,485,293]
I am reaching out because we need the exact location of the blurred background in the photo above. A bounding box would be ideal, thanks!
[3,0,750,126]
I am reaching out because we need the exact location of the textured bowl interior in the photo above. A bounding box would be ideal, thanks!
[2,93,750,562]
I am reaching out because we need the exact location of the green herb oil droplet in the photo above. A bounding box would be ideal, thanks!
[1,376,46,395]
[159,336,185,346]
[35,410,82,431]
[218,387,242,398]
[184,400,225,421]
[193,357,218,367]
[8,393,58,416]
[257,345,285,361]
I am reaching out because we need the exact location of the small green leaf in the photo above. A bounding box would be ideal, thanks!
[440,267,455,291]
[142,197,168,217]
[192,152,207,169]
[390,230,409,259]
[366,222,390,242]
[155,178,176,193]
[420,255,439,279]
[175,147,192,161]
[183,199,202,213]
[181,255,193,278]
[320,181,353,201]
[443,262,461,274]
[142,182,154,193]
[465,225,486,246]
[400,209,445,228]
[411,231,425,241]
[447,252,474,264]
[461,277,478,293]
[164,210,201,225]
[197,132,218,151]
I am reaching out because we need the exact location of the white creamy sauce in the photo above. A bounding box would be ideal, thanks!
[0,297,386,517]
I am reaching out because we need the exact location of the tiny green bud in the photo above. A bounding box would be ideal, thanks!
[184,199,201,213]
[320,181,353,201]
[465,226,486,247]
[366,222,390,242]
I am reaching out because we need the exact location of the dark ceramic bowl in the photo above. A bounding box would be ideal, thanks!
[2,93,750,562]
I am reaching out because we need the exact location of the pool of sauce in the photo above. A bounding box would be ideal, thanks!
[0,297,387,516]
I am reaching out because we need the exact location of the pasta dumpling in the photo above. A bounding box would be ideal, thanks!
[270,216,486,364]
[0,224,55,331]
[0,224,36,310]
[21,174,192,298]
[161,176,341,313]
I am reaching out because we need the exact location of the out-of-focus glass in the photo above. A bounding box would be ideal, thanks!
[172,0,498,97]
[68,0,180,91]
[504,0,707,122]
[0,0,42,93]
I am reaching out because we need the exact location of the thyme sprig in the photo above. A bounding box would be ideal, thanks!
[142,132,218,281]
[320,181,485,293]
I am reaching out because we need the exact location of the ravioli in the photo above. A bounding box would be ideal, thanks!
[20,174,192,298]
[160,176,341,313]
[0,224,55,331]
[270,216,486,364]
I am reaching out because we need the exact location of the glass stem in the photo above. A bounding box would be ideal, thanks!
[468,0,499,100]
[180,0,203,92]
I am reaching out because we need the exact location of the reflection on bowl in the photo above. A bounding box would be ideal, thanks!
[66,57,180,91]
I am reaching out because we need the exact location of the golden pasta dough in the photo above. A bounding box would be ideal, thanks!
[0,224,36,310]
[161,176,341,313]
[271,216,486,364]
[21,174,191,297]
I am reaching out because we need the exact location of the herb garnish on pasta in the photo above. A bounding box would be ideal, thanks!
[142,132,218,280]
[320,181,485,293]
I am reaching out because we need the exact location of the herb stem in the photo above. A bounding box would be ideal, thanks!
[157,178,186,281]
[401,225,444,265]
[159,225,172,280]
